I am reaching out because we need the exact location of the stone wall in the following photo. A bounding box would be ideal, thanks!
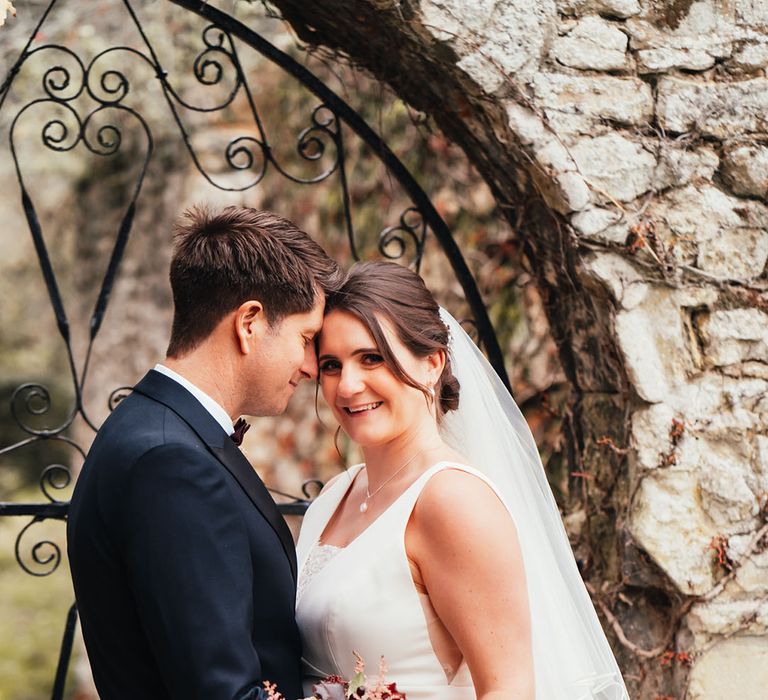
[270,0,768,697]
[548,3,768,696]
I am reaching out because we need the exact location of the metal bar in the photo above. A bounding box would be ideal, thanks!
[50,603,78,700]
[276,502,311,516]
[0,500,308,517]
[19,185,71,343]
[0,502,69,518]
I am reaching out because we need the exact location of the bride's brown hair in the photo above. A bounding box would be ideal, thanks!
[324,260,460,419]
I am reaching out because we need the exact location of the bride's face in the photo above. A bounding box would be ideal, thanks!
[318,309,435,447]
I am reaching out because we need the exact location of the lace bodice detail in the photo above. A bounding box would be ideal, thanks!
[297,543,342,603]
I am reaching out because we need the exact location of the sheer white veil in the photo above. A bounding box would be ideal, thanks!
[438,308,629,700]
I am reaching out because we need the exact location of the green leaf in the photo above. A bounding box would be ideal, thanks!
[346,671,365,698]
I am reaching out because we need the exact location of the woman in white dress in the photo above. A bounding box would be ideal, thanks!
[295,261,629,700]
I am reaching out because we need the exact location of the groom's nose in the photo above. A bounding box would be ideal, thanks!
[299,343,319,381]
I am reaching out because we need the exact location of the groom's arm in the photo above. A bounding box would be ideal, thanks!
[122,443,269,700]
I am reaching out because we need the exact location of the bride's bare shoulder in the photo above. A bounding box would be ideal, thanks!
[413,462,509,529]
[407,464,520,571]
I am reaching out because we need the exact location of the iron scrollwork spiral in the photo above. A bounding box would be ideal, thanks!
[173,24,242,112]
[40,464,72,504]
[40,107,81,153]
[31,45,87,102]
[81,110,120,156]
[223,135,268,179]
[301,479,325,501]
[272,103,341,185]
[86,52,134,105]
[192,26,240,101]
[108,386,134,412]
[10,383,75,437]
[378,207,427,266]
[14,518,64,577]
[42,64,80,100]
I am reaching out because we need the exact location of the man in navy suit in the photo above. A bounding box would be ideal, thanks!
[67,206,341,699]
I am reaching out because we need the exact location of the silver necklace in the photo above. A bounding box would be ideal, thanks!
[360,450,423,514]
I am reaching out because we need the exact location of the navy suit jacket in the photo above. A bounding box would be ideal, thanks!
[67,370,302,700]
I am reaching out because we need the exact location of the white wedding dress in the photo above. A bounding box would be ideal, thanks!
[296,309,629,700]
[296,461,488,700]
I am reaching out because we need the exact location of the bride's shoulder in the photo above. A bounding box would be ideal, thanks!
[414,462,508,525]
[408,464,518,558]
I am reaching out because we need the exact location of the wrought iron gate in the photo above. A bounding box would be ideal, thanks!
[0,1,509,697]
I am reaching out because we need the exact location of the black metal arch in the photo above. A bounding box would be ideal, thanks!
[168,0,507,377]
[0,1,510,697]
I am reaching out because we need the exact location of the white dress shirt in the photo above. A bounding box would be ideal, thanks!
[153,364,235,436]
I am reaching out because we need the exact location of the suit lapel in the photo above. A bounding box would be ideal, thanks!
[210,439,298,581]
[132,370,298,582]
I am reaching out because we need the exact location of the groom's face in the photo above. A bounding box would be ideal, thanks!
[243,295,325,416]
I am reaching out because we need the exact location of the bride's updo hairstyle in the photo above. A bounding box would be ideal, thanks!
[324,260,460,420]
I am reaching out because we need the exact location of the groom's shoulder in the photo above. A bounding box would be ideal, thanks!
[97,386,165,438]
[89,386,200,464]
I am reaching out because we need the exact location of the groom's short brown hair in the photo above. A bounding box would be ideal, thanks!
[166,205,341,358]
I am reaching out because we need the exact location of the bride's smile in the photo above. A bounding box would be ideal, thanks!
[344,401,383,414]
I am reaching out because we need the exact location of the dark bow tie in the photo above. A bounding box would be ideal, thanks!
[231,417,250,446]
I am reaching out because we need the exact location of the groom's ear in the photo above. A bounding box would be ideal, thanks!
[234,300,267,354]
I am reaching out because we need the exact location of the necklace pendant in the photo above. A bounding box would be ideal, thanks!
[359,501,369,514]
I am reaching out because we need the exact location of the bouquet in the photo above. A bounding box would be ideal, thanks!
[264,652,406,700]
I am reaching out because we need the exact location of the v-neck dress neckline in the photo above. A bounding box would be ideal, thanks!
[315,461,443,552]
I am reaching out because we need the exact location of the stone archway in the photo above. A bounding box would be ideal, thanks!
[261,1,768,698]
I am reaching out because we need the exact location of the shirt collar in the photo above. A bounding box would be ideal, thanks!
[153,364,235,436]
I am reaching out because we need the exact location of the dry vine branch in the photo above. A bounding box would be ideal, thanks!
[588,581,694,660]
[576,236,768,292]
[701,521,768,603]
[590,520,768,661]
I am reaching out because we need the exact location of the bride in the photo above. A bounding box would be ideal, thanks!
[295,261,629,700]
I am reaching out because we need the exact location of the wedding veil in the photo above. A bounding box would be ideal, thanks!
[438,309,629,700]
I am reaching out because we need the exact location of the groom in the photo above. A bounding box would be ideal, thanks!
[67,206,341,699]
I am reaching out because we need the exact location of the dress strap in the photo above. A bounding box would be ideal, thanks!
[388,460,507,531]
[296,465,364,571]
